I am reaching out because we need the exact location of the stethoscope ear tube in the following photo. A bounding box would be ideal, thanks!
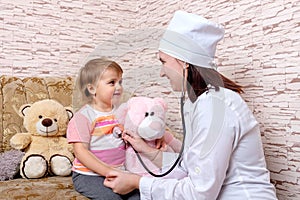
[133,68,187,177]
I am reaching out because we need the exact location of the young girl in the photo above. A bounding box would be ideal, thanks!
[67,58,140,200]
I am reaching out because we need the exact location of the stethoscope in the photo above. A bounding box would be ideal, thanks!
[133,66,187,177]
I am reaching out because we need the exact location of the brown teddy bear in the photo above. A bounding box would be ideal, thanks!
[10,99,74,179]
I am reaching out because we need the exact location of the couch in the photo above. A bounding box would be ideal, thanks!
[0,75,88,199]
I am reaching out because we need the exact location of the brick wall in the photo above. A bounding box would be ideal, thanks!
[0,0,137,77]
[1,0,300,199]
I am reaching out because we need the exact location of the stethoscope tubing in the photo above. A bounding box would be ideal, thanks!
[133,68,187,177]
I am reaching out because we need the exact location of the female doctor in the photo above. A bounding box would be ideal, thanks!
[104,10,277,200]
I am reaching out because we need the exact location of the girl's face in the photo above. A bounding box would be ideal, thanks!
[112,76,123,107]
[159,51,186,91]
[92,68,123,112]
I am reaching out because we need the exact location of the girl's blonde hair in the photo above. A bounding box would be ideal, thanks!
[73,58,123,111]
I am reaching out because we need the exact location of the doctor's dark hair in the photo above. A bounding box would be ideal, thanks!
[187,64,243,103]
[78,58,123,103]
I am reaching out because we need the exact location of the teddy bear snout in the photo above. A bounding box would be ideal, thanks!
[42,118,53,127]
[36,117,58,136]
[138,116,165,140]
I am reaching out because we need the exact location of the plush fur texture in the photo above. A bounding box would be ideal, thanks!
[115,97,182,176]
[0,149,25,181]
[9,99,74,179]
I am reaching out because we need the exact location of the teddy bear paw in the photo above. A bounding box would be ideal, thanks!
[22,155,48,179]
[50,155,72,176]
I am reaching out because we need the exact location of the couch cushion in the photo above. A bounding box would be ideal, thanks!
[0,176,87,199]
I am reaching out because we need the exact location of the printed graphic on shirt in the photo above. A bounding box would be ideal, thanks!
[91,115,120,136]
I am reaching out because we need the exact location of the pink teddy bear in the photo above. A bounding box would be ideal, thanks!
[115,96,181,176]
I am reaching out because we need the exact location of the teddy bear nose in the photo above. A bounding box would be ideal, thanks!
[42,118,53,127]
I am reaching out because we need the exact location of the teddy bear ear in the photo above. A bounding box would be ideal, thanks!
[18,104,32,117]
[153,97,168,111]
[65,107,74,120]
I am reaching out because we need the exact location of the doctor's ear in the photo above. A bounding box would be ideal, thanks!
[176,59,189,69]
[183,62,189,69]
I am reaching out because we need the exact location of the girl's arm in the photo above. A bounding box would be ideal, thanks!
[68,111,117,176]
[73,142,113,176]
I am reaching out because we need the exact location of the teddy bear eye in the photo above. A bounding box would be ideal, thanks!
[39,115,43,119]
[145,112,155,117]
[54,119,57,122]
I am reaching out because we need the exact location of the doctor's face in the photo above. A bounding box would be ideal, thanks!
[159,51,186,91]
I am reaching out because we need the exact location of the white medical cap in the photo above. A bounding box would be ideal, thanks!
[159,10,225,69]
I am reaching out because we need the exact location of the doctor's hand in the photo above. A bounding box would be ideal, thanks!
[122,130,154,153]
[104,170,141,195]
[122,130,163,167]
[155,136,168,151]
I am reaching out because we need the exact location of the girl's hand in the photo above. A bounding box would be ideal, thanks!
[104,170,141,195]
